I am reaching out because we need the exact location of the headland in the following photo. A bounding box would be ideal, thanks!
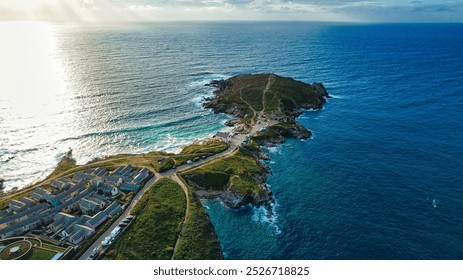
[184,73,329,208]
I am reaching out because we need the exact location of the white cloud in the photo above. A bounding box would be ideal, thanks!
[0,0,462,22]
[127,4,164,11]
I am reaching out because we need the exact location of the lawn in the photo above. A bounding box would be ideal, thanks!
[27,248,57,260]
[105,178,186,260]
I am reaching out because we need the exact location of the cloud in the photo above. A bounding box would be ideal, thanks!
[1,0,462,22]
[127,4,164,11]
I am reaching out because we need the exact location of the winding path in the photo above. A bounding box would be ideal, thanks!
[169,174,190,260]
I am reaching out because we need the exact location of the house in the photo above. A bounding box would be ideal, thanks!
[72,172,95,182]
[85,211,108,229]
[8,199,27,212]
[103,175,123,187]
[98,183,119,197]
[55,181,86,203]
[30,188,48,202]
[43,193,60,207]
[104,201,123,218]
[90,193,109,203]
[19,197,36,208]
[60,200,79,213]
[84,168,95,175]
[49,212,76,231]
[120,183,141,192]
[79,198,100,215]
[51,180,67,189]
[93,167,108,177]
[58,177,73,185]
[60,215,91,238]
[90,178,103,188]
[0,209,9,219]
[86,196,107,209]
[133,171,150,185]
[68,224,95,245]
[114,165,133,177]
[72,172,86,182]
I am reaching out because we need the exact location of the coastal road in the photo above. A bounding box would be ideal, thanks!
[79,175,158,260]
[80,108,273,260]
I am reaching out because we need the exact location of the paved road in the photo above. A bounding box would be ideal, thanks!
[79,175,158,260]
[80,112,273,260]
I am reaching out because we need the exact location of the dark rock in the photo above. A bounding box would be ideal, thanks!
[224,118,241,127]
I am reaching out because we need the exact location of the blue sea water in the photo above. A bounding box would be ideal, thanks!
[1,22,462,259]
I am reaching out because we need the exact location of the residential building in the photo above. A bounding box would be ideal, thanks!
[18,197,36,208]
[67,224,95,245]
[103,175,123,187]
[30,188,48,202]
[98,183,119,197]
[49,212,76,232]
[104,201,122,218]
[79,198,100,215]
[120,183,141,192]
[85,211,108,229]
[8,200,27,213]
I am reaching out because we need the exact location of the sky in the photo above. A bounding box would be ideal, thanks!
[0,0,462,22]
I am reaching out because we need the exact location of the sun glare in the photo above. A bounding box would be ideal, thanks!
[0,0,135,22]
[0,21,68,130]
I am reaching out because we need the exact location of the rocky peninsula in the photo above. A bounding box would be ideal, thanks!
[182,73,329,208]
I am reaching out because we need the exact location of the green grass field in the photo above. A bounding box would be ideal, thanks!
[181,148,266,195]
[27,248,57,260]
[209,74,326,125]
[175,189,222,260]
[105,178,186,260]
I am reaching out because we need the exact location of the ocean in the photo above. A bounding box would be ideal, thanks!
[1,22,462,259]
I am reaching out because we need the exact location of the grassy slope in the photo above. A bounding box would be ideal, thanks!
[266,75,321,115]
[181,148,265,195]
[106,178,186,260]
[153,139,228,172]
[175,189,222,260]
[215,74,322,120]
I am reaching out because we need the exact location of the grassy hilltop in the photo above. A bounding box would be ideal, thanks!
[204,73,329,145]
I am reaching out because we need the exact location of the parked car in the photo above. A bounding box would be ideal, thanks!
[89,248,99,259]
[101,236,112,246]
